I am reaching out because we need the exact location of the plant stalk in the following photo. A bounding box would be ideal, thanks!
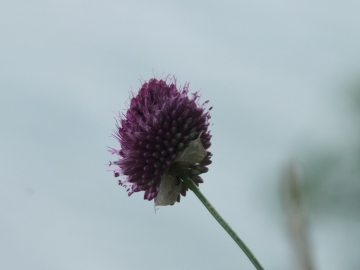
[177,170,265,270]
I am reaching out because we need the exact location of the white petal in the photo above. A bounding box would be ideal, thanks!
[155,171,182,206]
[174,136,207,164]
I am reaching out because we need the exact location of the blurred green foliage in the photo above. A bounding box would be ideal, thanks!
[300,77,360,220]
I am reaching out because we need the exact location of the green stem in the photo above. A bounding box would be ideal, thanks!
[177,170,265,270]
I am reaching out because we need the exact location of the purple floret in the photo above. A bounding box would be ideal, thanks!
[109,77,212,203]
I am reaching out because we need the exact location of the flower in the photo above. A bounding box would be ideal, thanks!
[109,77,212,205]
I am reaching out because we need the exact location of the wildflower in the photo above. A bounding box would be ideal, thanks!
[109,77,212,206]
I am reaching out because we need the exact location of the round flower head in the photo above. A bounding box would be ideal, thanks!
[109,77,212,206]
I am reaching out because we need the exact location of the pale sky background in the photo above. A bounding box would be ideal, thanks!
[1,1,360,270]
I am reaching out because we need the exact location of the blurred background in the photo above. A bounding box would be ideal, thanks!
[1,1,359,269]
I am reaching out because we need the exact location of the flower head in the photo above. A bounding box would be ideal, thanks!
[109,77,212,205]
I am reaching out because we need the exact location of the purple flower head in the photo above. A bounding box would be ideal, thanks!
[109,77,212,206]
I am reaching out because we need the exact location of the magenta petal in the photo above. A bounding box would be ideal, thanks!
[109,77,212,204]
